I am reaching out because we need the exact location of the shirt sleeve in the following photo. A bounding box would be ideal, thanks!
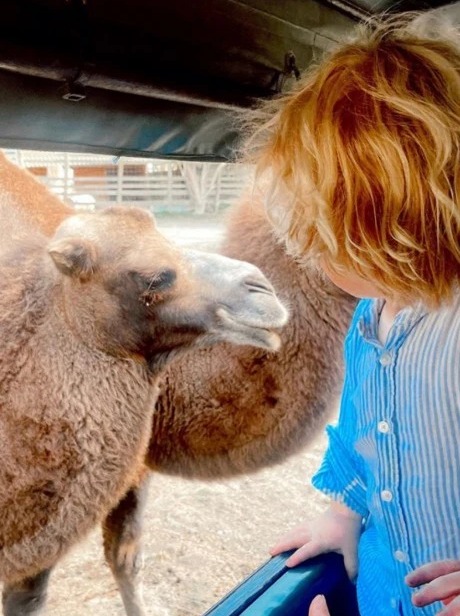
[311,301,369,518]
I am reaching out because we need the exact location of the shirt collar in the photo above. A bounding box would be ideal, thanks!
[358,299,428,349]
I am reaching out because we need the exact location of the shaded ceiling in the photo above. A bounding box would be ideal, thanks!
[0,0,456,160]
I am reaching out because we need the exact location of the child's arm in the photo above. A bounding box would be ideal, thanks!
[269,501,362,579]
[406,560,460,614]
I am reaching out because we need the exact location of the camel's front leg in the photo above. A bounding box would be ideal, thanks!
[103,474,150,616]
[2,569,51,616]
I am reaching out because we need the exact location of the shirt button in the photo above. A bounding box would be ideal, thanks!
[379,351,392,366]
[378,420,390,434]
[390,598,398,609]
[381,490,393,502]
[394,550,407,562]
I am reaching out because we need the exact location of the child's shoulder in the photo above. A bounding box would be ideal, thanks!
[427,290,460,332]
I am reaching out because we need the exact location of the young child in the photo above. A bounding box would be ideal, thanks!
[246,13,460,616]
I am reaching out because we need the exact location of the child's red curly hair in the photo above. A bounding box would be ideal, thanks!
[247,14,460,307]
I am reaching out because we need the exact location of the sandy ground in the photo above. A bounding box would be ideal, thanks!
[7,211,333,615]
[45,436,329,616]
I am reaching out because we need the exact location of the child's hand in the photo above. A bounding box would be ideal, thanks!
[406,560,460,614]
[308,595,331,616]
[269,502,362,579]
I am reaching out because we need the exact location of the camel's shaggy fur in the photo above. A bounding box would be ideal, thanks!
[0,205,158,584]
[0,156,287,604]
[0,153,72,234]
[149,198,357,478]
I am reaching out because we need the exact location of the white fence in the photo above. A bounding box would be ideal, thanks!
[40,165,252,213]
[3,150,253,214]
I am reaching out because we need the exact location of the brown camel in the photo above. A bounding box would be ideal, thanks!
[0,153,355,616]
[98,200,356,616]
[0,156,288,615]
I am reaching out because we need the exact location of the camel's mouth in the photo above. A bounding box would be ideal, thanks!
[215,308,283,351]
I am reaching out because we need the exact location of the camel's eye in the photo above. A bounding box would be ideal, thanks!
[131,269,177,307]
[144,269,176,292]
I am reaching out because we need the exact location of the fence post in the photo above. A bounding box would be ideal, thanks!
[117,160,124,204]
[63,152,69,200]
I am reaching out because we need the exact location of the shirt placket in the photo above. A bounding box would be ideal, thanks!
[362,310,415,613]
[377,336,414,612]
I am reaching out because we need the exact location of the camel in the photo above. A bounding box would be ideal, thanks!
[0,153,356,616]
[0,156,288,615]
[96,200,357,616]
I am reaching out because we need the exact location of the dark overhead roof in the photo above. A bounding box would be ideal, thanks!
[0,0,457,160]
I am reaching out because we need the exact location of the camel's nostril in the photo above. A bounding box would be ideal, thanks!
[244,277,274,295]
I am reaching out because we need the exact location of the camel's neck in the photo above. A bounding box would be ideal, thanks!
[0,300,157,581]
[5,289,156,416]
[0,271,157,512]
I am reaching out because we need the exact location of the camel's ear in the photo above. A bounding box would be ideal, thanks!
[48,237,98,280]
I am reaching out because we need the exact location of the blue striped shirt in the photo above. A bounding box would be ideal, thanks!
[312,296,460,615]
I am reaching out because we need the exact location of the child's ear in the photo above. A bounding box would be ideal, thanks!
[48,237,98,280]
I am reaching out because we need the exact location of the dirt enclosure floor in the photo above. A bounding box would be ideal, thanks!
[44,437,329,616]
[6,211,334,615]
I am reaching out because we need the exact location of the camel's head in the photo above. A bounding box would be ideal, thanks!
[47,206,288,366]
